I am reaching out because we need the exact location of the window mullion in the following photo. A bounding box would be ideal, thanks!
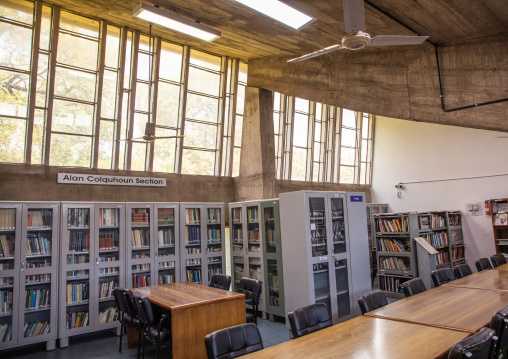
[284,96,294,180]
[92,20,107,169]
[113,26,128,171]
[174,45,190,174]
[306,101,315,182]
[146,36,161,173]
[334,107,342,183]
[125,30,140,171]
[225,59,238,177]
[214,55,228,176]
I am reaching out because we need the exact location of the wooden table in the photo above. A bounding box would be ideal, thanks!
[242,316,469,359]
[443,266,508,292]
[132,282,245,359]
[365,285,508,333]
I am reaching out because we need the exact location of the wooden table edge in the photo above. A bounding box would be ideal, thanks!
[151,293,245,312]
[442,284,508,292]
[364,313,477,334]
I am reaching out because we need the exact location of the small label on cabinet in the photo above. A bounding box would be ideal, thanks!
[350,195,363,202]
[319,256,327,261]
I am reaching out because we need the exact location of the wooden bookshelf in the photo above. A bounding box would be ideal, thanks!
[366,203,389,284]
[490,199,508,254]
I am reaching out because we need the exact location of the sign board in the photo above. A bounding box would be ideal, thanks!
[57,173,166,187]
[350,195,363,202]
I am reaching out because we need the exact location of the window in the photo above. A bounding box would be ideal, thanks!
[0,1,246,177]
[273,92,374,185]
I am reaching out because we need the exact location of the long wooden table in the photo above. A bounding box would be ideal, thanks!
[365,285,508,333]
[243,316,469,359]
[443,263,508,292]
[132,282,245,359]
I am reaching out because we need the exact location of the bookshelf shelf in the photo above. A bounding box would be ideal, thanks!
[490,199,508,254]
[280,191,371,326]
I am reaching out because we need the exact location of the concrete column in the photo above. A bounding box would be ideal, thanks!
[235,87,276,201]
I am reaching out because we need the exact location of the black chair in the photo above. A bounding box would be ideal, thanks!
[476,257,494,272]
[287,303,332,339]
[490,306,508,359]
[491,254,508,268]
[358,290,388,315]
[204,323,263,359]
[431,268,456,287]
[454,263,473,279]
[448,327,498,359]
[400,278,427,297]
[113,287,142,357]
[237,278,262,325]
[133,293,171,359]
[209,274,232,291]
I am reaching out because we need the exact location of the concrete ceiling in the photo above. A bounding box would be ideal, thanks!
[44,0,508,61]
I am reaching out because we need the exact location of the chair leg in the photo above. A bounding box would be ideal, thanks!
[142,335,146,359]
[137,331,142,359]
[118,323,124,353]
[156,342,159,359]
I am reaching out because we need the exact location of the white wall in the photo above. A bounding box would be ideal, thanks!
[371,116,508,267]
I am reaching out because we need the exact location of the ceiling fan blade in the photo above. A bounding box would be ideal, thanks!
[287,44,344,63]
[117,137,145,141]
[343,0,366,33]
[368,35,429,47]
[152,135,184,140]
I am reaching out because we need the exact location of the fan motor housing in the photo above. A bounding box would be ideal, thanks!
[342,31,372,50]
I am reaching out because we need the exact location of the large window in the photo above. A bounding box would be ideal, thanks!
[273,92,374,185]
[0,0,246,177]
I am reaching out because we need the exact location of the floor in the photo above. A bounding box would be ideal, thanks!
[1,317,289,359]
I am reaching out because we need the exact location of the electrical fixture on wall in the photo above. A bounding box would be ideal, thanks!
[133,3,221,41]
[395,183,404,198]
[231,0,315,30]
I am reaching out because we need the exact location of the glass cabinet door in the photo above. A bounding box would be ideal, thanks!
[231,207,243,253]
[129,205,151,288]
[330,198,346,254]
[308,197,328,257]
[264,207,276,254]
[246,206,260,254]
[334,259,351,318]
[183,207,202,284]
[313,262,331,310]
[156,205,177,285]
[206,207,223,284]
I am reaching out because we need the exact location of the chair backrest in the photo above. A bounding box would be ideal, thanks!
[431,268,456,287]
[238,278,262,305]
[133,293,155,327]
[400,278,427,297]
[448,327,497,359]
[490,306,508,358]
[287,303,332,338]
[124,289,140,318]
[204,323,263,359]
[209,274,232,291]
[453,264,473,279]
[113,287,130,315]
[476,258,494,272]
[358,290,388,315]
[491,254,507,268]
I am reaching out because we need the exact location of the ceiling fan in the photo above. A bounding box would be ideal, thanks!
[118,123,183,142]
[287,0,429,63]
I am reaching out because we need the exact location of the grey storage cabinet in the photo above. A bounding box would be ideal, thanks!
[180,203,225,285]
[0,202,59,351]
[279,191,371,325]
[59,202,125,347]
[126,203,180,288]
[366,203,389,283]
[229,201,266,314]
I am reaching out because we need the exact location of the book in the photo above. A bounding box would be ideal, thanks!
[495,213,508,226]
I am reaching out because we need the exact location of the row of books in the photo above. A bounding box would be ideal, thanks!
[0,209,15,230]
[448,214,460,226]
[23,320,50,337]
[66,311,89,329]
[247,207,259,223]
[248,230,259,241]
[98,231,118,251]
[264,207,274,222]
[207,268,222,280]
[1,277,12,285]
[266,229,276,247]
[268,274,279,292]
[159,261,174,269]
[419,216,431,230]
[185,258,201,266]
[99,253,118,262]
[157,208,175,225]
[330,198,344,217]
[207,208,221,223]
[208,256,221,264]
[376,218,408,233]
[158,229,174,246]
[207,228,220,242]
[185,226,201,245]
[232,208,242,223]
[185,208,200,224]
[99,208,119,227]
[131,229,150,247]
[0,235,14,257]
[26,274,50,284]
[436,252,450,265]
[232,228,242,241]
[158,274,175,285]
[98,280,116,300]
[67,208,90,228]
[233,264,244,280]
[132,274,150,288]
[99,267,118,276]
[379,257,409,270]
[66,282,89,304]
[1,289,13,313]
[452,246,464,260]
[269,296,280,307]
[450,229,463,242]
[67,270,88,279]
[379,275,405,294]
[27,210,53,228]
[378,238,408,252]
[67,231,90,252]
[67,254,88,264]
[431,214,446,228]
[431,232,448,247]
[132,209,149,226]
[132,264,150,272]
[25,288,50,310]
[186,247,201,254]
[186,269,201,283]
[26,234,51,256]
[28,259,49,268]
[0,323,12,342]
[98,307,118,323]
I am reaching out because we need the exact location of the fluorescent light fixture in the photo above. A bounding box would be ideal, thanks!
[232,0,315,30]
[133,3,221,41]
